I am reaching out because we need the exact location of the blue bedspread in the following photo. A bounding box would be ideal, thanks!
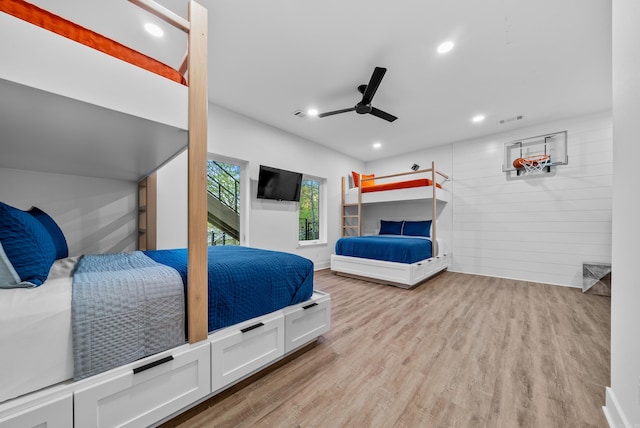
[335,235,436,264]
[145,246,314,332]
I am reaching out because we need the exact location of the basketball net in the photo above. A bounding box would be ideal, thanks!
[521,154,550,174]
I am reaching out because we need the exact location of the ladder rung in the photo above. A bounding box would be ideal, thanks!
[343,203,360,207]
[343,215,360,218]
[342,226,359,229]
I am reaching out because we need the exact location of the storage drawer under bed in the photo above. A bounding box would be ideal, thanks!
[283,291,331,353]
[0,386,72,428]
[210,311,285,393]
[73,341,210,428]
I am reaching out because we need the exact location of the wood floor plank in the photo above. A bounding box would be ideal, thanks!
[160,270,610,428]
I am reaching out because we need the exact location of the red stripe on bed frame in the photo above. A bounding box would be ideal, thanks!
[2,0,186,85]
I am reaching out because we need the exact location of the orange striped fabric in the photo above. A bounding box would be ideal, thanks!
[361,178,441,193]
[2,0,186,85]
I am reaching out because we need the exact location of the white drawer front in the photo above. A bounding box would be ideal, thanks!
[0,392,72,428]
[435,254,448,271]
[283,293,331,353]
[433,256,443,270]
[74,341,210,428]
[210,312,284,392]
[415,259,435,278]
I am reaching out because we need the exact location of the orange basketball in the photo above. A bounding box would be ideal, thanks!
[513,158,526,169]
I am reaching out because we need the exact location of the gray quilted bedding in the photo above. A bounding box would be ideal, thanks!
[71,251,185,380]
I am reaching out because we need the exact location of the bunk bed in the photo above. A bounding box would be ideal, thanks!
[331,162,450,288]
[0,2,331,427]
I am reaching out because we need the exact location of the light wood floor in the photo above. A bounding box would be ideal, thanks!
[161,269,610,428]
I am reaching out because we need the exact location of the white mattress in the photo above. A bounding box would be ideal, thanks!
[0,257,77,403]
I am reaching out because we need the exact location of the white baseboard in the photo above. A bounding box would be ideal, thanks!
[314,260,330,270]
[604,387,633,428]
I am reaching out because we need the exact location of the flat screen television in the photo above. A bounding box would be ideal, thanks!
[257,165,303,202]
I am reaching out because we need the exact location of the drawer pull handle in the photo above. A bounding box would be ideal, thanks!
[133,355,174,374]
[303,302,318,310]
[241,322,264,333]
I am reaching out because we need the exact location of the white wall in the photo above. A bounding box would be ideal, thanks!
[156,103,364,269]
[366,112,612,288]
[451,112,612,287]
[607,0,640,425]
[156,150,188,250]
[0,167,137,256]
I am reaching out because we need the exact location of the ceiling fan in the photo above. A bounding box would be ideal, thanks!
[318,67,398,122]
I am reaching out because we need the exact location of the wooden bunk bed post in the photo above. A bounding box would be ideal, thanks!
[341,176,346,236]
[341,176,362,237]
[357,181,362,236]
[186,0,209,343]
[431,161,437,258]
[131,0,209,343]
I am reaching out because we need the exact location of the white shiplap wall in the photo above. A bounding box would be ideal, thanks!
[451,112,612,287]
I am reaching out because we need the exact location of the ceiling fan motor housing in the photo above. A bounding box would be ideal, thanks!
[355,103,372,114]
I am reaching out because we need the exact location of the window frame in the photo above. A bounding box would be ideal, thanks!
[297,174,327,247]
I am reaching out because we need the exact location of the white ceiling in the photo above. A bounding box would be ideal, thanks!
[31,0,612,162]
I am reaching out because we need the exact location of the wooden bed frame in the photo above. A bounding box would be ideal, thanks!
[131,0,210,346]
[334,161,450,288]
[0,2,331,426]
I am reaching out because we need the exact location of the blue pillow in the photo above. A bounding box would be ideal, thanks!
[29,207,69,260]
[379,220,404,235]
[402,220,432,237]
[0,202,57,287]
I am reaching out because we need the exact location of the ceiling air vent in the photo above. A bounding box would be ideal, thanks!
[292,110,308,119]
[499,115,524,125]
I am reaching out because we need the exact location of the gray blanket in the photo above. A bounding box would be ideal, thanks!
[72,251,185,380]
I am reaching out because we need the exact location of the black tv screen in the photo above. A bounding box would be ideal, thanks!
[257,165,303,202]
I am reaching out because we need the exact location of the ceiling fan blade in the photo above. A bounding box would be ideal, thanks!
[362,67,387,103]
[318,107,356,118]
[369,107,397,122]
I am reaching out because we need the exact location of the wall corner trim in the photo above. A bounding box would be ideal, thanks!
[604,387,632,428]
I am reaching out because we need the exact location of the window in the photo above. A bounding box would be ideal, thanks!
[206,159,241,246]
[298,177,321,243]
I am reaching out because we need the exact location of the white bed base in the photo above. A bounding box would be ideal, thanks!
[344,185,449,205]
[331,254,449,289]
[0,12,187,130]
[0,11,188,182]
[0,291,331,428]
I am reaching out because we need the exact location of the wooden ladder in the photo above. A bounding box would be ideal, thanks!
[341,176,362,236]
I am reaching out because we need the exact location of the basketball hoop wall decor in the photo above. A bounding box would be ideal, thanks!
[503,131,568,176]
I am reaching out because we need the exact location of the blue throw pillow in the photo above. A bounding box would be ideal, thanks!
[0,202,57,287]
[402,220,432,237]
[379,220,404,235]
[29,207,69,260]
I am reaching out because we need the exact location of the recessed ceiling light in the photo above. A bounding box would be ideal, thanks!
[307,108,318,117]
[372,142,382,149]
[437,41,454,54]
[144,23,164,38]
[471,114,485,123]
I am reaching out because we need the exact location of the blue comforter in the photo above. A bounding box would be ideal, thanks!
[145,246,314,332]
[335,235,436,264]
